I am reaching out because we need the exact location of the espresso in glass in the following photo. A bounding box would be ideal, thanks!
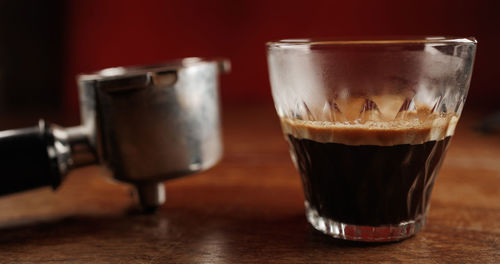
[280,96,458,241]
[267,37,476,241]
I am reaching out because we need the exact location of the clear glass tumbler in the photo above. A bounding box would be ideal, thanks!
[267,37,477,242]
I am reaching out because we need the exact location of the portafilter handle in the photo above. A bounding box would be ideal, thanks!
[0,120,96,196]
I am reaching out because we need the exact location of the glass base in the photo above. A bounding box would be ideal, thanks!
[305,202,426,242]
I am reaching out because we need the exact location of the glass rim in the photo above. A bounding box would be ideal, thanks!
[267,36,477,48]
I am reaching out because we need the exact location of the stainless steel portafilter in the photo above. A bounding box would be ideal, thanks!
[0,58,230,211]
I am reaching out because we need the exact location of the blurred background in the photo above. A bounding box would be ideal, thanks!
[0,0,498,126]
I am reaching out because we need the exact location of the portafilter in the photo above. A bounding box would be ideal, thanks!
[0,57,230,211]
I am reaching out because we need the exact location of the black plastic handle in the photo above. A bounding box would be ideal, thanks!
[0,121,61,196]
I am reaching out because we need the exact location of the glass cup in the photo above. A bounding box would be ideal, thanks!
[267,37,477,242]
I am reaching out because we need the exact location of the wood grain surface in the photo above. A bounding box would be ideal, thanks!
[0,105,498,263]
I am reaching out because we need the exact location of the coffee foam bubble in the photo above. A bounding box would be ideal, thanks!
[281,114,459,146]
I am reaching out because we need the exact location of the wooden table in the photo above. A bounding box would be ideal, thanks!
[0,105,498,263]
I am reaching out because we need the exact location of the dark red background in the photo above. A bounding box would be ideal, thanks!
[59,0,500,112]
